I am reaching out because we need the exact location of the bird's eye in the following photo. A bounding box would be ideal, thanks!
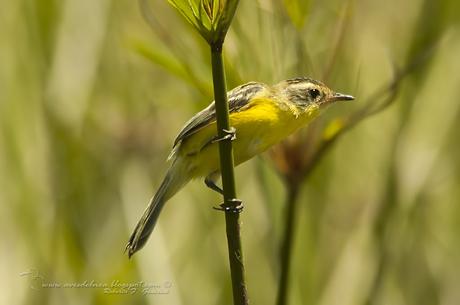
[308,88,321,99]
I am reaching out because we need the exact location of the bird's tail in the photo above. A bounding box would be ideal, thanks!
[126,158,189,258]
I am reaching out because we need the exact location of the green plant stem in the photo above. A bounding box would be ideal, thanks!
[277,184,300,305]
[210,43,248,305]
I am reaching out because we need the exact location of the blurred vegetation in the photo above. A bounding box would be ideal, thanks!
[1,0,460,305]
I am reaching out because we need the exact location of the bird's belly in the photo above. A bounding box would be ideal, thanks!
[232,128,277,163]
[231,104,309,163]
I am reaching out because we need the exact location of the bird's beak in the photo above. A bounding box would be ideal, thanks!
[328,92,355,103]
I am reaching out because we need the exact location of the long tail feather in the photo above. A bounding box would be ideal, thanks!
[126,158,188,257]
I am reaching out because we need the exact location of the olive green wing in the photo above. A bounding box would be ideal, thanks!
[172,82,267,148]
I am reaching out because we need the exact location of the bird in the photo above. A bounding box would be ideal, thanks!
[126,77,354,257]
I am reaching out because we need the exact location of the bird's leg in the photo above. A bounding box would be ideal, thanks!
[204,128,243,213]
[204,174,223,195]
[205,172,244,213]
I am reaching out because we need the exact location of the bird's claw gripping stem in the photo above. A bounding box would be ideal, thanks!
[211,127,236,143]
[213,198,244,213]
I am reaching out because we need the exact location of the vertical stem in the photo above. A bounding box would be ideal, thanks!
[210,43,248,305]
[277,184,300,305]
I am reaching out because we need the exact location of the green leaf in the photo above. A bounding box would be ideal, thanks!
[167,0,201,32]
[132,40,189,79]
[131,40,211,96]
[211,0,239,45]
[167,0,240,46]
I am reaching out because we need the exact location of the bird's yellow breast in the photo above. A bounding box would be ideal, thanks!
[177,97,320,178]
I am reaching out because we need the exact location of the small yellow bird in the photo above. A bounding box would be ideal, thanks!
[126,77,354,257]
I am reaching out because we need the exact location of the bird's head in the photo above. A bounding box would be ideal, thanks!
[278,77,354,110]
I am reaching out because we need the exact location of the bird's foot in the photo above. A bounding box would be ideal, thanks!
[211,127,236,144]
[213,198,244,213]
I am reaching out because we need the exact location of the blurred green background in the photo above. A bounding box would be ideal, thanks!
[1,0,460,305]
